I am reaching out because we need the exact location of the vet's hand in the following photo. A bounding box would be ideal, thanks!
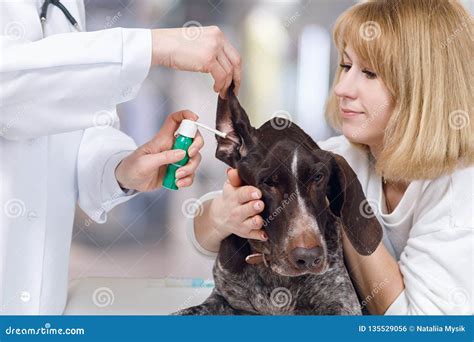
[115,110,204,192]
[209,168,267,242]
[151,26,241,98]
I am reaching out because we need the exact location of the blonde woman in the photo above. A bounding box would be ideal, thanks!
[187,0,473,315]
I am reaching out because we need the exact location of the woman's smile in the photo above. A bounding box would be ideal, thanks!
[340,106,364,118]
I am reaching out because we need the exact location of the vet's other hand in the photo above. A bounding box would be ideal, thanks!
[114,110,204,192]
[209,168,267,242]
[151,26,241,98]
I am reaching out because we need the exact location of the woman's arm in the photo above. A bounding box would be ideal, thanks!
[0,28,151,140]
[342,232,405,315]
[194,199,230,253]
[0,25,239,140]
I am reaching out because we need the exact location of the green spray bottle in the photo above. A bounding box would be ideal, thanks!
[162,119,227,190]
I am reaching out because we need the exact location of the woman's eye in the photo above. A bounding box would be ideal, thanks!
[363,70,377,79]
[340,62,377,80]
[339,63,351,72]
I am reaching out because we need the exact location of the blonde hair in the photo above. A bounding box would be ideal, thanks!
[325,0,473,181]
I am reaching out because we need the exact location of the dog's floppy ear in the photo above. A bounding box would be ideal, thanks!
[326,153,382,255]
[215,83,256,168]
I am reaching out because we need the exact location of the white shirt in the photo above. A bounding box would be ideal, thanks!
[0,0,151,314]
[187,135,474,315]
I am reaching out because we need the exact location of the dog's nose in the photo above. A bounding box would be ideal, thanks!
[289,247,324,269]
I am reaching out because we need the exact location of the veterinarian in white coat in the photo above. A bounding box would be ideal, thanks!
[0,0,241,315]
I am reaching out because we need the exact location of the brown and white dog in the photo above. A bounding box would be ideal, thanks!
[176,84,382,315]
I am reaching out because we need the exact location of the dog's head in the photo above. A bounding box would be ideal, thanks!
[215,84,382,277]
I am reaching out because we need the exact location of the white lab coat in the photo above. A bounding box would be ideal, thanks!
[0,0,151,314]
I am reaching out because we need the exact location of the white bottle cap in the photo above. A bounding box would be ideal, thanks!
[175,119,198,138]
[175,119,228,139]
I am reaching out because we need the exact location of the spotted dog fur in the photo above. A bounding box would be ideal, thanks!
[175,84,382,315]
[177,225,360,315]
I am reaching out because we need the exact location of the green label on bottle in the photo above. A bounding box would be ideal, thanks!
[162,135,194,190]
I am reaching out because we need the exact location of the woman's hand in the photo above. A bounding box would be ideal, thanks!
[209,168,268,242]
[114,110,204,192]
[151,26,241,98]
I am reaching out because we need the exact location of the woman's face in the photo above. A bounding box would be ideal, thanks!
[334,45,394,151]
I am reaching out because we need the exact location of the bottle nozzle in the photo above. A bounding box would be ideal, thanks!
[193,121,227,139]
[175,120,227,139]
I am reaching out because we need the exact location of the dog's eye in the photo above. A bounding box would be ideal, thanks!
[263,174,278,187]
[313,173,324,182]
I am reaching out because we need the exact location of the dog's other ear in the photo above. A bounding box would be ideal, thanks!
[326,153,382,255]
[215,83,256,167]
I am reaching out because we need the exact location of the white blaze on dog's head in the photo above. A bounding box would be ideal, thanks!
[288,150,327,253]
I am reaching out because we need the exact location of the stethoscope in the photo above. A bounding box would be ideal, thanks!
[40,0,81,31]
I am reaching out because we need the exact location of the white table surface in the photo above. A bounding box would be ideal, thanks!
[64,277,213,315]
